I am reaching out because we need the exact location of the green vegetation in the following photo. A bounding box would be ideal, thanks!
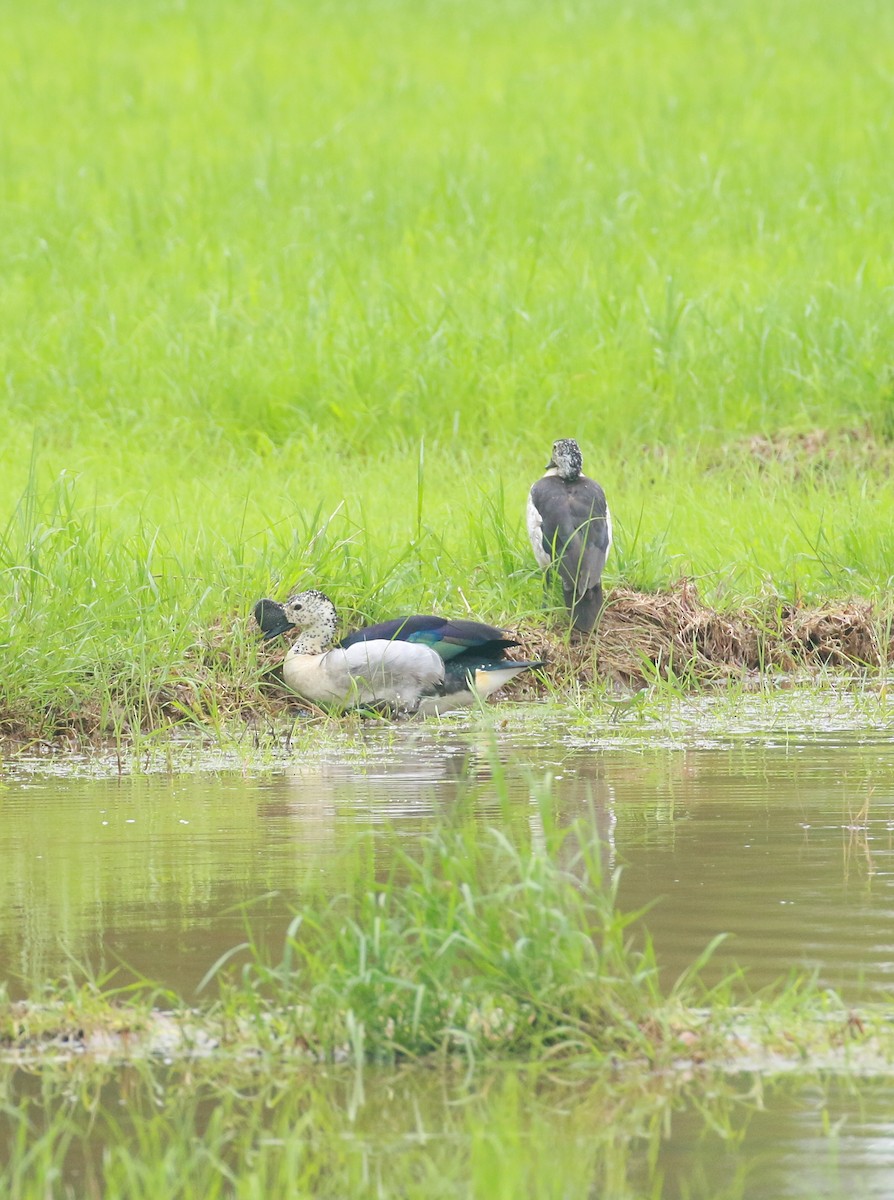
[4,1056,890,1199]
[3,0,894,738]
[3,783,893,1197]
[6,1054,883,1200]
[4,2,894,1191]
[3,801,690,1065]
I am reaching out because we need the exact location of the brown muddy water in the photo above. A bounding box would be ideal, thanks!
[4,712,894,999]
[4,695,894,1196]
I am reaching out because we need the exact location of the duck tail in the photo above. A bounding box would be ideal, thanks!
[473,660,545,699]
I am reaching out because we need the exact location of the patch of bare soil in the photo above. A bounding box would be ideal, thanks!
[719,425,894,478]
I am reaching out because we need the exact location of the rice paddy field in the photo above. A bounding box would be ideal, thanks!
[3,0,894,738]
[4,0,894,1194]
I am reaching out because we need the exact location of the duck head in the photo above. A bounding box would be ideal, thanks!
[547,438,583,481]
[253,590,340,653]
[280,589,339,654]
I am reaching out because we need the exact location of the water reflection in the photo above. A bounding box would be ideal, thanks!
[272,731,617,877]
[2,726,894,999]
[5,1061,894,1199]
[642,1075,894,1199]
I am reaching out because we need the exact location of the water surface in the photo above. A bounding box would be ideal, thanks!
[3,710,894,1000]
[5,700,894,1194]
[6,1061,894,1199]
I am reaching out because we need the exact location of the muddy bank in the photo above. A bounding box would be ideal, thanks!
[511,582,891,695]
[4,996,893,1073]
[253,582,892,713]
[3,584,891,747]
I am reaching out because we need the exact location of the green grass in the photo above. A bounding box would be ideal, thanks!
[4,7,894,1185]
[4,777,698,1064]
[3,0,894,736]
[3,784,894,1197]
[4,0,894,461]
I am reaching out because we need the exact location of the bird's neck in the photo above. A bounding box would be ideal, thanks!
[292,627,334,655]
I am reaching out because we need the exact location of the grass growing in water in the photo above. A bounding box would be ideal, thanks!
[0,788,684,1066]
[200,809,675,1066]
[3,777,894,1197]
[3,769,891,1070]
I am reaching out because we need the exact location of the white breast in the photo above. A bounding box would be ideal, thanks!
[526,490,552,570]
[283,639,445,711]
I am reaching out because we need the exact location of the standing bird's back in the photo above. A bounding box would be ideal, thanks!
[527,438,612,633]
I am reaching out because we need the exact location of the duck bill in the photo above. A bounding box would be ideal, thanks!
[253,598,293,640]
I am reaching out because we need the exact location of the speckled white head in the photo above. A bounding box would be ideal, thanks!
[548,438,583,481]
[282,589,339,654]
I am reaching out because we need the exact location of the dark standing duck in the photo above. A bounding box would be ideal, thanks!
[526,438,612,633]
[253,591,544,715]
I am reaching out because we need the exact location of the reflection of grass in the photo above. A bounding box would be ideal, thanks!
[8,704,894,999]
[3,792,894,1195]
[0,772,274,987]
[0,1055,816,1200]
[7,1058,888,1200]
